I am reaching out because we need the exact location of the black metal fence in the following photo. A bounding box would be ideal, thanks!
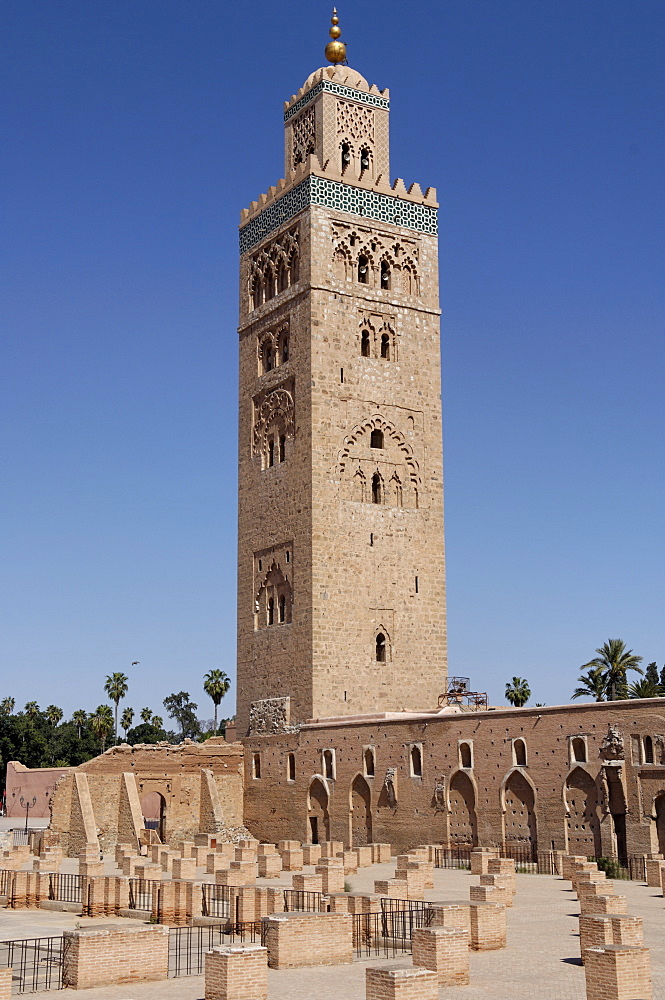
[8,830,39,848]
[592,856,647,882]
[201,884,234,921]
[433,847,471,870]
[168,923,264,978]
[0,870,14,897]
[283,889,327,913]
[48,874,81,905]
[0,936,64,993]
[128,878,159,912]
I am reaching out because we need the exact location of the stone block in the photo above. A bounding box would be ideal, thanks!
[374,879,409,899]
[176,840,195,858]
[292,873,323,892]
[302,844,322,865]
[62,924,169,989]
[319,841,344,859]
[365,962,438,1000]
[205,944,268,1000]
[469,901,506,951]
[262,911,352,969]
[354,846,373,868]
[280,849,304,872]
[412,926,470,985]
[470,848,498,875]
[207,853,230,875]
[369,843,392,864]
[645,859,664,888]
[277,840,301,851]
[584,944,652,1000]
[580,914,644,963]
[316,864,345,894]
[257,854,282,878]
[429,901,471,935]
[172,857,197,880]
[581,895,628,916]
[257,843,278,857]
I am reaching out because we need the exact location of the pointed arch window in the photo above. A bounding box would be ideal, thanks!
[380,333,390,359]
[267,597,275,626]
[278,594,286,623]
[375,632,386,662]
[370,429,384,449]
[371,473,382,504]
[360,147,371,173]
[380,261,391,290]
[341,142,351,172]
[361,330,371,357]
[358,255,369,284]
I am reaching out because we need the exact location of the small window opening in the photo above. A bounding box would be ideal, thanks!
[644,735,654,764]
[265,345,273,372]
[252,752,261,779]
[278,262,288,293]
[258,559,262,572]
[572,737,586,763]
[364,748,375,777]
[375,633,386,662]
[361,330,371,357]
[340,367,344,383]
[341,143,351,171]
[344,690,347,701]
[380,262,391,291]
[252,279,262,310]
[323,749,334,780]
[460,742,472,768]
[278,594,286,623]
[370,533,373,546]
[514,739,527,767]
[268,438,275,467]
[287,752,296,781]
[350,233,356,247]
[267,597,274,626]
[410,745,422,778]
[281,336,289,363]
[285,550,290,563]
[360,148,370,172]
[371,473,382,504]
[415,576,419,593]
[380,332,390,359]
[279,434,286,462]
[371,242,376,252]
[264,268,274,302]
[358,255,369,284]
[370,429,384,449]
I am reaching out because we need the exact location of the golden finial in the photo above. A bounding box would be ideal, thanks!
[325,8,347,64]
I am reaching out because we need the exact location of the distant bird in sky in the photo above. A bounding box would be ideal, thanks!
[131,661,140,666]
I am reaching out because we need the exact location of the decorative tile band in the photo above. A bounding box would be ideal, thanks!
[284,79,390,123]
[240,176,437,254]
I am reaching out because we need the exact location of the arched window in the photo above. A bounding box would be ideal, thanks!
[252,752,261,779]
[410,745,422,778]
[380,333,390,359]
[370,429,384,449]
[364,747,375,777]
[513,739,527,767]
[572,737,587,763]
[264,265,275,301]
[380,261,391,290]
[278,594,286,623]
[268,438,275,468]
[644,735,654,764]
[264,343,273,372]
[360,147,370,172]
[289,249,299,285]
[280,335,289,363]
[460,742,473,769]
[279,435,286,462]
[323,749,335,780]
[287,752,296,781]
[267,597,275,626]
[361,330,371,357]
[341,142,351,172]
[371,473,382,504]
[277,260,288,293]
[252,275,263,310]
[375,632,386,662]
[358,255,369,284]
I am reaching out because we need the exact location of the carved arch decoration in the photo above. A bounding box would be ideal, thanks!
[253,388,295,463]
[248,228,300,311]
[500,767,538,852]
[338,414,420,488]
[564,765,602,857]
[446,767,479,847]
[255,559,292,628]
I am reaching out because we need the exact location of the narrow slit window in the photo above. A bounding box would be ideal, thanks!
[287,752,296,781]
[278,594,286,623]
[281,336,289,363]
[380,333,390,359]
[358,255,369,284]
[380,262,391,290]
[644,736,654,764]
[410,745,422,778]
[415,576,419,593]
[371,473,382,504]
[361,330,370,357]
[375,633,386,662]
[268,439,275,467]
[252,752,261,779]
[364,747,375,777]
[340,367,344,383]
[341,143,351,171]
[279,435,286,462]
[267,597,274,626]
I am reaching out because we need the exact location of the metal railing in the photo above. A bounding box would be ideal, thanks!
[168,923,264,978]
[592,856,647,882]
[353,910,421,959]
[0,870,14,897]
[201,884,233,920]
[128,878,159,912]
[433,847,472,870]
[283,889,328,913]
[0,936,64,993]
[48,873,81,904]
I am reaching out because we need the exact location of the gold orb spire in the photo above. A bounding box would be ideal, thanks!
[325,8,346,64]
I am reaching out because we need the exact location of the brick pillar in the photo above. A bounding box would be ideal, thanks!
[584,944,652,1000]
[365,963,438,1000]
[237,888,259,924]
[0,969,12,1000]
[204,944,268,1000]
[429,901,471,935]
[469,901,506,950]
[369,843,392,864]
[581,895,628,916]
[262,912,353,969]
[302,844,322,866]
[470,848,498,875]
[412,926,469,985]
[157,880,176,924]
[645,859,664,888]
[580,915,644,964]
[113,876,130,914]
[316,864,345,894]
[9,872,26,909]
[62,925,170,989]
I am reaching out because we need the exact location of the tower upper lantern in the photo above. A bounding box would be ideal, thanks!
[283,14,390,182]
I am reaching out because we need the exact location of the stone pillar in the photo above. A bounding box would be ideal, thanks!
[257,854,282,878]
[369,844,392,864]
[469,901,506,951]
[354,846,373,868]
[0,969,11,1000]
[645,859,664,888]
[365,963,438,1000]
[429,901,471,935]
[412,926,469,985]
[579,914,644,963]
[62,924,170,990]
[584,944,652,1000]
[279,849,304,872]
[316,863,345,894]
[292,873,323,893]
[172,857,197,879]
[470,848,498,875]
[262,912,353,969]
[205,944,268,1000]
[581,895,628,916]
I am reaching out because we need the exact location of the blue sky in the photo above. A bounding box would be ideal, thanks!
[2,1,664,721]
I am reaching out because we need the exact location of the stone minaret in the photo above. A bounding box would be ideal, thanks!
[236,19,447,735]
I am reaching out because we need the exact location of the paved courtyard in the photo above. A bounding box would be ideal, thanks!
[0,862,663,998]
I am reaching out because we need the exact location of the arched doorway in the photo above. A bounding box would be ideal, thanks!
[140,792,166,843]
[308,777,330,845]
[565,768,601,857]
[350,774,372,847]
[654,793,665,855]
[448,771,477,846]
[503,770,537,855]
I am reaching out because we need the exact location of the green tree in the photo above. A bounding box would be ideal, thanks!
[628,678,662,699]
[660,665,665,690]
[505,677,531,707]
[120,707,134,738]
[203,670,231,734]
[582,639,643,702]
[45,705,63,727]
[126,720,168,745]
[104,672,129,743]
[1,697,15,716]
[89,705,114,753]
[572,666,607,702]
[644,662,661,691]
[71,710,88,739]
[163,692,200,741]
[24,701,40,723]
[140,707,153,725]
[151,715,163,730]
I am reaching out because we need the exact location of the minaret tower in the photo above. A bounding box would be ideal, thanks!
[236,13,447,735]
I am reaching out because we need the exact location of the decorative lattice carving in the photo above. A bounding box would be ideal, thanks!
[249,228,299,310]
[339,415,420,486]
[284,79,389,123]
[336,100,374,143]
[292,107,316,165]
[253,388,295,459]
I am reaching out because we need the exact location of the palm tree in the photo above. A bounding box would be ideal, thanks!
[572,666,607,702]
[104,672,128,743]
[89,705,114,753]
[24,701,40,723]
[71,709,88,738]
[582,639,643,702]
[45,705,63,727]
[120,707,134,739]
[140,707,153,725]
[628,678,662,699]
[505,677,531,707]
[151,715,164,731]
[203,670,231,734]
[1,697,15,716]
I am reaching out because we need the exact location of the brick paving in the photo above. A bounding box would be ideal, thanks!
[0,864,664,998]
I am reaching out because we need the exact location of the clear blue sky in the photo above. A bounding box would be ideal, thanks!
[2,1,664,720]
